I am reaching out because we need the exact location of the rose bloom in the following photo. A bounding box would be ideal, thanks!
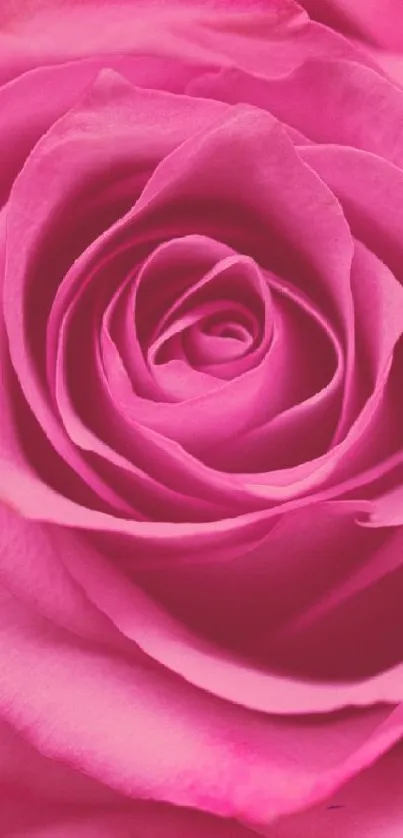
[0,0,403,835]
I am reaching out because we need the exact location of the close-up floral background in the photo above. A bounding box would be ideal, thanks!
[0,1,403,835]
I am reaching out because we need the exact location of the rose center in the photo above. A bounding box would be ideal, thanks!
[182,308,256,367]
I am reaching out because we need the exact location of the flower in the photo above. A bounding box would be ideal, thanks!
[0,1,402,835]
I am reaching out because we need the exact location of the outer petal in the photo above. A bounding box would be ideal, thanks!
[0,718,251,837]
[1,497,402,719]
[0,718,125,836]
[187,58,403,168]
[0,584,402,826]
[297,145,403,285]
[13,807,253,838]
[252,743,403,838]
[301,0,403,51]
[0,0,373,84]
[0,500,125,645]
[0,57,210,206]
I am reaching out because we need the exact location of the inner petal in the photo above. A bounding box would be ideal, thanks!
[150,300,256,367]
[105,236,236,402]
[187,313,255,364]
[136,244,273,400]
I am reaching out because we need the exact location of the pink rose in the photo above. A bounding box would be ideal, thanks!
[1,1,402,835]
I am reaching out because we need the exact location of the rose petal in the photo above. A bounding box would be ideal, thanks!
[251,742,403,838]
[0,584,402,826]
[188,59,403,167]
[3,70,232,514]
[206,275,342,472]
[0,0,369,86]
[0,717,253,836]
[0,720,131,836]
[112,235,237,398]
[300,0,403,51]
[136,501,403,680]
[0,501,124,644]
[0,57,207,207]
[29,517,403,714]
[299,145,403,285]
[270,526,403,679]
[14,807,253,838]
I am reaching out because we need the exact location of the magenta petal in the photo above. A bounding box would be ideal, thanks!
[301,0,403,51]
[252,742,403,838]
[2,70,229,510]
[36,520,403,714]
[0,0,368,86]
[0,721,251,837]
[188,58,403,166]
[0,5,402,835]
[0,718,128,837]
[119,235,236,398]
[0,502,122,643]
[272,526,403,675]
[15,808,253,838]
[299,144,403,285]
[0,56,206,206]
[0,584,402,826]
